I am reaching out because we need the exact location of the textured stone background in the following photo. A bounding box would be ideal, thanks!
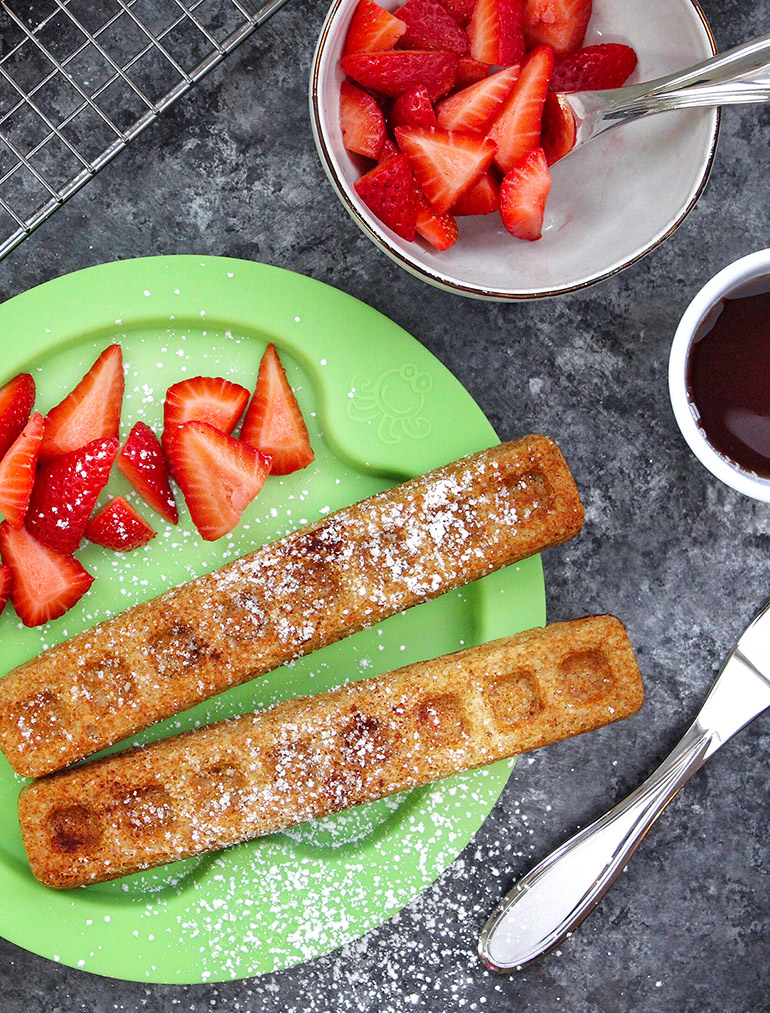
[1,0,770,1009]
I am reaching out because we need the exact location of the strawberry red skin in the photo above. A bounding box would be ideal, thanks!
[0,411,44,529]
[468,0,524,66]
[436,64,519,133]
[240,343,315,476]
[172,421,272,541]
[391,85,439,128]
[342,50,458,102]
[378,138,401,161]
[540,91,576,164]
[395,124,496,213]
[117,421,178,524]
[499,146,551,240]
[551,43,637,92]
[438,0,478,27]
[0,563,10,616]
[0,521,94,627]
[85,496,156,551]
[523,0,591,56]
[488,44,553,173]
[451,170,500,214]
[396,0,470,54]
[0,373,35,462]
[39,345,123,462]
[25,437,119,554]
[355,153,420,240]
[415,195,458,250]
[341,81,388,158]
[345,0,407,55]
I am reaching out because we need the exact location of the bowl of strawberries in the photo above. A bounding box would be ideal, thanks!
[310,0,719,299]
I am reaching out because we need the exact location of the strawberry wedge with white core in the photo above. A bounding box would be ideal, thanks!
[0,411,44,529]
[395,125,497,213]
[488,43,553,174]
[499,146,552,240]
[0,373,35,462]
[436,64,520,133]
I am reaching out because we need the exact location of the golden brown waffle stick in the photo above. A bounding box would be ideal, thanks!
[20,616,643,889]
[0,435,583,778]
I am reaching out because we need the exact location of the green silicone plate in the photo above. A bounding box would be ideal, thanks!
[0,256,544,984]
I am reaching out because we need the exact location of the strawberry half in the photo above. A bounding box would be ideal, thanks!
[85,496,156,551]
[451,169,500,214]
[0,563,10,616]
[355,152,420,240]
[0,373,35,462]
[454,56,491,87]
[342,50,458,102]
[117,421,178,524]
[550,43,638,92]
[436,64,519,132]
[415,194,458,250]
[344,0,407,55]
[39,345,123,462]
[488,44,553,173]
[499,146,551,240]
[391,85,439,128]
[0,410,43,529]
[395,124,496,213]
[468,0,524,66]
[25,437,119,554]
[523,0,591,56]
[0,521,94,627]
[171,421,272,541]
[396,0,470,54]
[539,91,576,164]
[341,81,388,159]
[240,343,315,475]
[162,375,250,462]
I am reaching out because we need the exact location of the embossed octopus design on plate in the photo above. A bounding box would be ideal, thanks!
[346,364,433,445]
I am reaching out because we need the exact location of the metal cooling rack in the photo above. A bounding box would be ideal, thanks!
[0,0,290,261]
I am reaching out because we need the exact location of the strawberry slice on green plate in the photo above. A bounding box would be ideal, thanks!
[0,256,544,984]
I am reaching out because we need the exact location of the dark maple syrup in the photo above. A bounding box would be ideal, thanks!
[687,284,770,478]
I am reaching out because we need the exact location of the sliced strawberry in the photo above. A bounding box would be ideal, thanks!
[171,422,272,541]
[468,0,524,66]
[162,375,250,462]
[342,50,458,102]
[0,373,35,462]
[0,411,43,529]
[415,194,458,249]
[438,0,478,27]
[39,345,123,462]
[0,563,10,616]
[117,421,178,524]
[436,64,519,132]
[551,43,637,92]
[378,138,401,161]
[454,56,492,86]
[85,496,156,551]
[240,343,315,476]
[354,152,420,240]
[396,0,470,54]
[540,91,576,163]
[391,85,439,128]
[523,0,591,56]
[0,521,94,627]
[488,44,553,173]
[451,169,500,214]
[25,437,119,554]
[344,0,408,55]
[341,81,388,159]
[499,146,551,240]
[395,124,496,213]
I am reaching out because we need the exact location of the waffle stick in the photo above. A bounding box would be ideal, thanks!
[19,615,643,889]
[0,436,584,778]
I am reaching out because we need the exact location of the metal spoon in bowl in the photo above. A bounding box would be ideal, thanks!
[554,33,770,160]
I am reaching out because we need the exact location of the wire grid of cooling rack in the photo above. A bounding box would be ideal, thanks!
[0,0,290,261]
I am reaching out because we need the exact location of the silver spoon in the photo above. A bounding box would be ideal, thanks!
[479,597,770,971]
[556,33,770,159]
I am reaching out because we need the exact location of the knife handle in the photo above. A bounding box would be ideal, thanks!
[478,723,711,972]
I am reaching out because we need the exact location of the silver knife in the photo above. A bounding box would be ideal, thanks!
[479,598,770,972]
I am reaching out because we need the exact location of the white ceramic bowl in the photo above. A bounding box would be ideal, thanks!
[669,249,770,501]
[310,0,719,300]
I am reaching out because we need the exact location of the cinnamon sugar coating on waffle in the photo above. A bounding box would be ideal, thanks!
[19,616,643,889]
[0,436,584,778]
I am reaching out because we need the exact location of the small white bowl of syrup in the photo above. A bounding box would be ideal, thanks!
[669,249,770,501]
